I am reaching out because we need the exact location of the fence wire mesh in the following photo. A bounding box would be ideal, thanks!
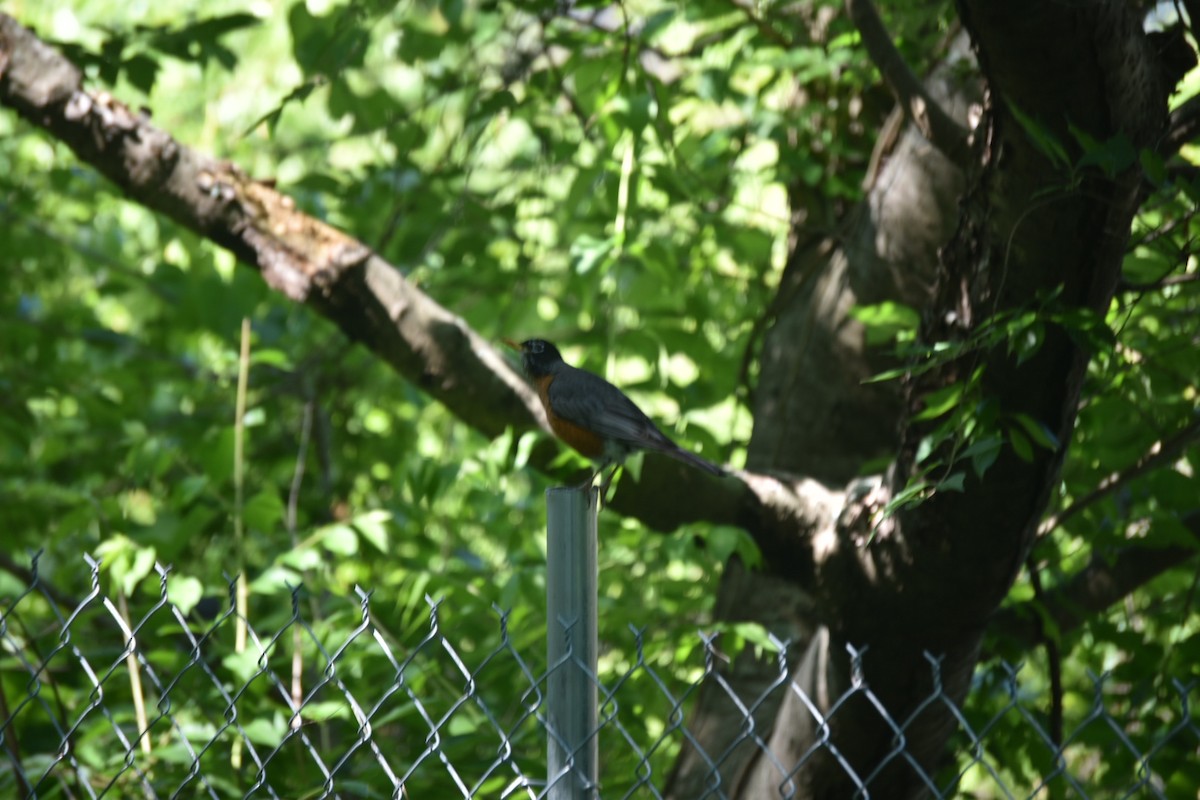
[1,554,1197,799]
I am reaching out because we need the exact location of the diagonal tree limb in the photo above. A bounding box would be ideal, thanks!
[0,15,542,440]
[1039,414,1200,536]
[0,13,835,565]
[845,0,973,169]
[991,513,1200,650]
[1163,92,1200,154]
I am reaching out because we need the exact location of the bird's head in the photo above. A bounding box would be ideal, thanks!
[503,338,564,378]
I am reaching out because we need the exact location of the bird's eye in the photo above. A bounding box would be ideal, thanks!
[531,341,543,353]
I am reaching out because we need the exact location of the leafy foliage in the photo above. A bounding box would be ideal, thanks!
[1,0,825,793]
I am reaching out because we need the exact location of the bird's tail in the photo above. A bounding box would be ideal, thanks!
[660,444,726,477]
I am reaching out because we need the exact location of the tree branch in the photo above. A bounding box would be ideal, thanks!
[0,13,543,437]
[1118,270,1200,293]
[0,12,832,564]
[991,514,1200,649]
[1039,415,1200,536]
[845,0,973,168]
[1162,92,1200,155]
[1025,558,1063,745]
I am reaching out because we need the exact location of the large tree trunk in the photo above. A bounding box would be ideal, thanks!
[664,27,978,799]
[666,2,1170,797]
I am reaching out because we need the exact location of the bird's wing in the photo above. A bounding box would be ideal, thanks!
[547,366,672,448]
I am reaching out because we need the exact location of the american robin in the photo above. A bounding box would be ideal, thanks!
[505,338,725,493]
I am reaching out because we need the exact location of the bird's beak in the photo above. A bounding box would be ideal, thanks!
[501,338,522,352]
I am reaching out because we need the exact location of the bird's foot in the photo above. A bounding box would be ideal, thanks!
[598,465,622,506]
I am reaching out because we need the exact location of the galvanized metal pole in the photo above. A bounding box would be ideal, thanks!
[545,485,599,800]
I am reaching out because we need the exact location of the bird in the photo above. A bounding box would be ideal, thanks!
[505,338,725,496]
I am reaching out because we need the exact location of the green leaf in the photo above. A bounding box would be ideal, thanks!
[167,575,204,617]
[1008,428,1034,462]
[1151,513,1200,547]
[245,81,320,136]
[1010,413,1060,451]
[447,714,481,736]
[730,622,780,656]
[123,54,161,93]
[1009,103,1070,169]
[514,431,538,470]
[124,545,158,596]
[317,523,359,556]
[914,383,965,421]
[197,428,236,486]
[251,349,294,369]
[849,302,920,345]
[288,3,368,76]
[352,510,391,553]
[570,234,616,275]
[939,471,967,492]
[279,546,325,571]
[915,434,936,464]
[241,715,287,747]
[1122,252,1175,285]
[95,535,158,596]
[397,20,449,62]
[222,649,263,686]
[1071,126,1136,176]
[863,366,911,384]
[1145,469,1199,509]
[1140,148,1167,186]
[243,491,285,532]
[623,450,645,483]
[249,565,302,594]
[962,436,1003,478]
[884,478,931,517]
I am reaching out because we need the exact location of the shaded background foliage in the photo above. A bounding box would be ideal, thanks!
[2,0,1198,796]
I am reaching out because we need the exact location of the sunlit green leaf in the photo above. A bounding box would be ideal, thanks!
[353,510,391,553]
[914,383,965,421]
[166,574,204,616]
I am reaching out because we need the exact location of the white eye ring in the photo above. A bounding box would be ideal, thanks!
[531,340,543,353]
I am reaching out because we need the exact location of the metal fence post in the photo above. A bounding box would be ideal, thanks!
[545,485,599,799]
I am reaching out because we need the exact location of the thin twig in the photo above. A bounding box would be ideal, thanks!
[1118,271,1200,293]
[231,317,252,769]
[1162,81,1200,155]
[287,399,314,535]
[0,678,32,796]
[116,591,152,758]
[1027,559,1064,746]
[287,397,313,731]
[845,0,972,168]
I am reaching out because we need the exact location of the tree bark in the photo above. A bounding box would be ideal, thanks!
[665,26,980,800]
[671,1,1177,796]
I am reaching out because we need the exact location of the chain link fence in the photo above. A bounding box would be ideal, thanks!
[2,554,1197,798]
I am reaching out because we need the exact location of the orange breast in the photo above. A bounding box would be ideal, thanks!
[536,374,606,459]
